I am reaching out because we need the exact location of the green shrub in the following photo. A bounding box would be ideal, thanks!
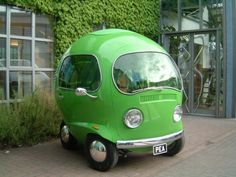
[0,92,62,148]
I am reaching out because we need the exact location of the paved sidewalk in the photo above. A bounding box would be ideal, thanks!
[1,116,236,177]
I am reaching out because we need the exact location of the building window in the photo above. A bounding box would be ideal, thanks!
[11,8,32,36]
[0,6,6,34]
[0,71,6,100]
[35,41,53,68]
[10,39,31,66]
[35,71,53,92]
[9,71,32,99]
[0,5,54,102]
[35,14,53,39]
[0,38,6,67]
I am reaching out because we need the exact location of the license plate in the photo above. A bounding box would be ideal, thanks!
[153,143,167,155]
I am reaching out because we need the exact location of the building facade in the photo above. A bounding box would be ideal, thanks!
[160,0,236,118]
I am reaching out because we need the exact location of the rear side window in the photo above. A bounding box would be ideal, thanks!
[59,55,101,91]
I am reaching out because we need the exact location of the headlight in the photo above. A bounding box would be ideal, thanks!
[124,109,143,128]
[173,105,183,122]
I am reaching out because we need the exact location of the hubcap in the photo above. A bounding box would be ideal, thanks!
[61,125,70,143]
[90,140,107,162]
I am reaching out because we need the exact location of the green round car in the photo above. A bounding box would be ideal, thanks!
[55,29,184,171]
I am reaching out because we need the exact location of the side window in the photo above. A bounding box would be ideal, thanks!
[59,55,101,91]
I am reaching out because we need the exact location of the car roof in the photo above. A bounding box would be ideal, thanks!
[66,29,167,62]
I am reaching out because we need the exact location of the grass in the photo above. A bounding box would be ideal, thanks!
[0,91,62,148]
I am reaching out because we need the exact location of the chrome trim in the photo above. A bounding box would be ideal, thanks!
[61,125,70,143]
[116,130,184,149]
[90,140,107,162]
[75,87,97,99]
[173,105,183,122]
[124,109,143,128]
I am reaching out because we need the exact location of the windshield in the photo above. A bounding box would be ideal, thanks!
[113,52,182,93]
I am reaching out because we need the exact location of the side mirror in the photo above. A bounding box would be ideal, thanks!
[75,87,97,99]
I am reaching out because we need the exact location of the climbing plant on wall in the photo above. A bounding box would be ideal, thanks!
[2,0,160,64]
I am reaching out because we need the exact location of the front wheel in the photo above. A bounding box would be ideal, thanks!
[60,121,77,150]
[85,135,119,171]
[164,136,185,156]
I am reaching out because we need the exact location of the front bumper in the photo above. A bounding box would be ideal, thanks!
[116,130,184,149]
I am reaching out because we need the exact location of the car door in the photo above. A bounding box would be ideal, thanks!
[56,55,102,125]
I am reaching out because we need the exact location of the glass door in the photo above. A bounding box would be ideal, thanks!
[162,30,223,116]
[164,34,191,113]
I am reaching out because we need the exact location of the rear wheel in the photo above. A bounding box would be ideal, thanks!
[85,135,119,171]
[164,136,185,156]
[60,121,77,150]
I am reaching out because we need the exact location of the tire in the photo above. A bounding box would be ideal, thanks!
[85,135,119,171]
[164,136,185,156]
[60,121,77,150]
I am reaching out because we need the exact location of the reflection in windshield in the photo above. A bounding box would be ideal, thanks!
[113,52,182,93]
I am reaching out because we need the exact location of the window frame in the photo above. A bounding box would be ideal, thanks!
[58,54,102,93]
